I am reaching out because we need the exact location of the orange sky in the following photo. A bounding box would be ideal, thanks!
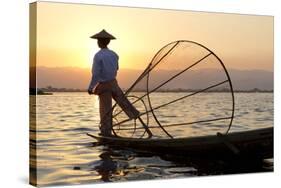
[36,2,273,71]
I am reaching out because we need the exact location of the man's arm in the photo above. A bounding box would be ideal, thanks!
[88,56,101,94]
[116,54,119,70]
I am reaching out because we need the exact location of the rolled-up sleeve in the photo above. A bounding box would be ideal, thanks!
[88,56,101,91]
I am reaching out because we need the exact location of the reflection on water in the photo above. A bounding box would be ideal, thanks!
[30,92,273,186]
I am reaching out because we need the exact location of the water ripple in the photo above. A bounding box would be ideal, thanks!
[32,92,273,186]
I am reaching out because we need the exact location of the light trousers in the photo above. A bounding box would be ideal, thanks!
[94,79,140,136]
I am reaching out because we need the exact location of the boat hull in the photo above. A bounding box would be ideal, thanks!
[87,127,273,159]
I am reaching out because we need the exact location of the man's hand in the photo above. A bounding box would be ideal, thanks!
[88,89,94,95]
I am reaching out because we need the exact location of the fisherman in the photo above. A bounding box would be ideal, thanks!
[88,29,141,137]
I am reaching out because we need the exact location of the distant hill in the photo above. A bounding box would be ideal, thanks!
[35,66,273,91]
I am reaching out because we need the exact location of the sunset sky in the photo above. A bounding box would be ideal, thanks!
[36,2,273,71]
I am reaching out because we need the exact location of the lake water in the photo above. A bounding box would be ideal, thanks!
[30,92,273,186]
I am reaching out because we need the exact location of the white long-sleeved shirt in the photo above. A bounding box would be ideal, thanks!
[88,48,119,91]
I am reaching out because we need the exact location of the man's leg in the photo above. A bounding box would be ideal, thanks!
[99,92,113,136]
[111,81,153,138]
[112,83,140,119]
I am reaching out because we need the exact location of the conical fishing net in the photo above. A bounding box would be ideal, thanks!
[112,40,234,139]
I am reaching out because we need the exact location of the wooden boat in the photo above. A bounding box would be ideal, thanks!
[87,127,273,159]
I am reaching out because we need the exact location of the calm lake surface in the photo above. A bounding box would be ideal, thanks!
[30,92,273,186]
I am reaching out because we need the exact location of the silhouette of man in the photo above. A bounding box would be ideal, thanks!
[88,29,140,137]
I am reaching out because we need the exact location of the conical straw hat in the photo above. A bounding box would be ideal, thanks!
[90,29,116,39]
